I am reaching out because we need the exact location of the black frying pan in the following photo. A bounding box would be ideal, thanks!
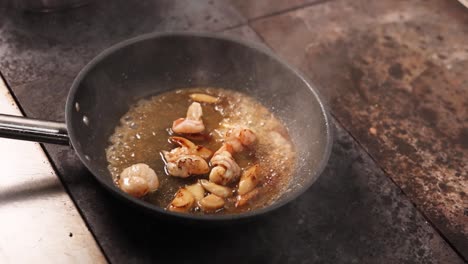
[0,33,332,223]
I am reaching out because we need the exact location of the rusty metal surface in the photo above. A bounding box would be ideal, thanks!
[0,76,106,263]
[250,0,468,258]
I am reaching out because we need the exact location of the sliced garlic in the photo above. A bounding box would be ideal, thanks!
[190,93,219,104]
[238,164,261,195]
[235,188,260,207]
[168,188,195,212]
[199,194,225,212]
[185,182,205,201]
[199,179,232,198]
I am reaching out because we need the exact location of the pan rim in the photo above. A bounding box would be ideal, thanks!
[65,31,333,221]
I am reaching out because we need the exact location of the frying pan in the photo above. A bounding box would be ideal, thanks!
[0,32,332,223]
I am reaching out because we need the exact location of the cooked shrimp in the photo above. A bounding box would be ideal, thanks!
[209,166,227,184]
[209,147,241,185]
[164,154,210,178]
[225,127,256,152]
[118,163,159,198]
[168,136,213,160]
[163,137,212,177]
[208,128,256,185]
[212,142,234,156]
[172,102,205,134]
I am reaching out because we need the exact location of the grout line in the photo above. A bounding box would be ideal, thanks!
[218,0,333,32]
[247,0,332,24]
[217,22,247,32]
[248,24,275,50]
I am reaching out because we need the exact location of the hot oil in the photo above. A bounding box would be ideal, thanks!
[106,87,296,215]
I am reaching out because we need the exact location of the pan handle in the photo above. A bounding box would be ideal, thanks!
[0,114,69,145]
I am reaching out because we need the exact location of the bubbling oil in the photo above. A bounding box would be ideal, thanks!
[106,87,296,214]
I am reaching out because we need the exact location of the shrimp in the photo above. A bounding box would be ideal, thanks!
[172,102,205,134]
[209,146,241,185]
[163,137,212,178]
[225,127,256,152]
[208,127,256,185]
[118,163,159,198]
[165,155,210,178]
[167,136,213,160]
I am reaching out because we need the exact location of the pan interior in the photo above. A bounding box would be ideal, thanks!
[67,33,331,217]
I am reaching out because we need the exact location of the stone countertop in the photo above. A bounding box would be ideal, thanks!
[0,0,466,263]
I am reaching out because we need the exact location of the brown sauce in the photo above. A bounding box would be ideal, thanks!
[106,87,296,214]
